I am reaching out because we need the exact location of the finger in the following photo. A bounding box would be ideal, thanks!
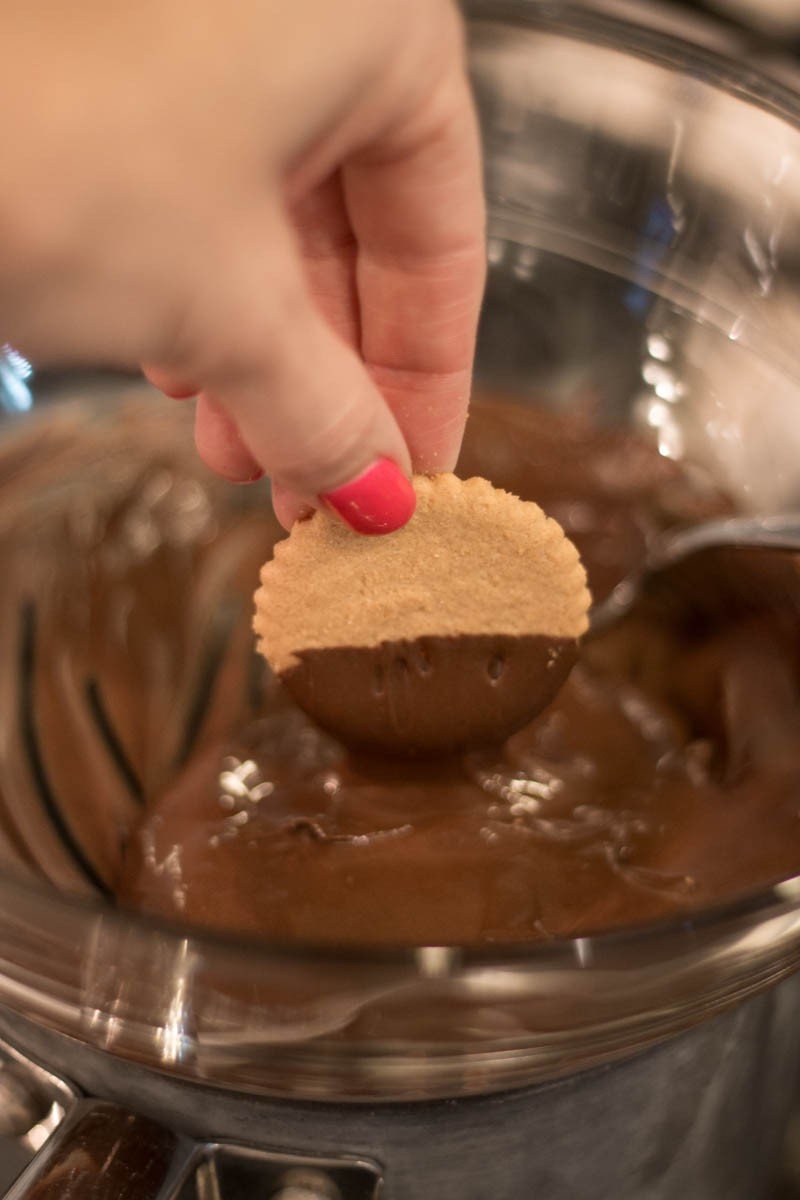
[142,365,198,400]
[289,173,360,350]
[188,178,359,498]
[165,204,416,535]
[194,393,263,483]
[343,60,486,473]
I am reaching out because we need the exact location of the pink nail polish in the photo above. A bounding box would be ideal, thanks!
[321,458,416,535]
[163,384,198,400]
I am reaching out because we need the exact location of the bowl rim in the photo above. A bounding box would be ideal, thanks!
[467,0,800,130]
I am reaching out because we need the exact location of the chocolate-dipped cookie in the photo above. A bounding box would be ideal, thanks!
[253,474,590,752]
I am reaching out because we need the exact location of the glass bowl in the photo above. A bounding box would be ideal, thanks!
[0,0,798,1103]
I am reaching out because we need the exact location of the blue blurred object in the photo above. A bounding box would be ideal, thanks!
[0,348,32,414]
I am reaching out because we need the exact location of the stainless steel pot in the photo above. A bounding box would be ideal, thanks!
[1,984,800,1200]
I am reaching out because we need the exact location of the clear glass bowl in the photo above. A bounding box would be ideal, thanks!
[0,1,799,1102]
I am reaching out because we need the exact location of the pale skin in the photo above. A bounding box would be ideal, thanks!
[0,0,486,529]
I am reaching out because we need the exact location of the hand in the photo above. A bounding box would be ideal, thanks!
[0,0,485,532]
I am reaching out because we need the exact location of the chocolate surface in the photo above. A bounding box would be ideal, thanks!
[111,397,800,946]
[117,620,800,945]
[12,394,797,947]
[281,634,578,753]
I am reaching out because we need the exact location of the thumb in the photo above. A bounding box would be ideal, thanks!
[153,207,416,535]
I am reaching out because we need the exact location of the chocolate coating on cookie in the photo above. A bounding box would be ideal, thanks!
[281,633,578,753]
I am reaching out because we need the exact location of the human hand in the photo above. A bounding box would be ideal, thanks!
[0,0,485,532]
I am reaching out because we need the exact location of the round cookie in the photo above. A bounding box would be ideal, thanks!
[253,474,591,752]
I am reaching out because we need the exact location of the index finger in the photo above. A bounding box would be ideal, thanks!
[342,60,485,473]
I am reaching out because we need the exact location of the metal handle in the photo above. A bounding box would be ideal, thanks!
[590,510,800,630]
[652,512,800,568]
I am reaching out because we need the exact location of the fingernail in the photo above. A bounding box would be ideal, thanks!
[234,467,265,484]
[321,458,416,535]
[142,367,197,399]
[163,384,197,400]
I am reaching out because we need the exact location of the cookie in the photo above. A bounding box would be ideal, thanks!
[253,473,591,752]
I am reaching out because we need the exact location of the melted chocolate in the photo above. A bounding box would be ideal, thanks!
[281,635,577,754]
[114,398,800,946]
[117,625,800,946]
